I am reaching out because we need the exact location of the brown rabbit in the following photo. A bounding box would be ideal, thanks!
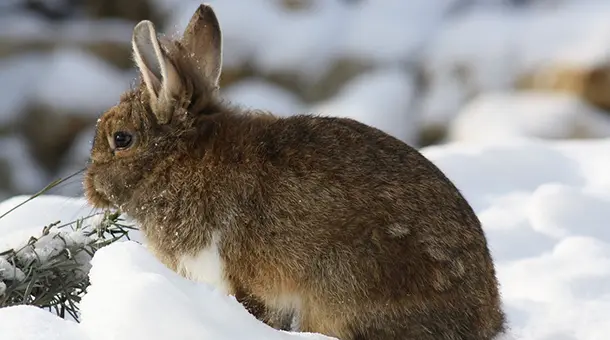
[84,4,506,340]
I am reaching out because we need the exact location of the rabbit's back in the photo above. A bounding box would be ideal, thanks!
[210,113,506,339]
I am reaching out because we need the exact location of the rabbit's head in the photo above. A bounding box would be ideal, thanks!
[84,4,224,210]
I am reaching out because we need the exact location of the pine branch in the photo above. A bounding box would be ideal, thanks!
[0,170,136,321]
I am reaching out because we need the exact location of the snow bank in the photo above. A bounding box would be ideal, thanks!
[163,0,451,80]
[339,0,452,64]
[79,241,334,340]
[422,138,610,340]
[447,91,610,143]
[421,1,610,129]
[0,305,86,340]
[33,49,132,115]
[2,137,610,339]
[166,0,346,80]
[0,49,131,125]
[154,0,610,145]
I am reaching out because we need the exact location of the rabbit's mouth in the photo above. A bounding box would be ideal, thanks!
[83,171,114,209]
[86,188,113,209]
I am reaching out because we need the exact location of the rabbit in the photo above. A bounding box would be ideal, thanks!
[84,3,507,340]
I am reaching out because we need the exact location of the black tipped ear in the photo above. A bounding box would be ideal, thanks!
[132,20,182,124]
[181,4,223,88]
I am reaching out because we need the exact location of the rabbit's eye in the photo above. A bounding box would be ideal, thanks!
[113,131,133,149]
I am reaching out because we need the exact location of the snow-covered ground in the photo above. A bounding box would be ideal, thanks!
[448,91,610,143]
[2,137,610,340]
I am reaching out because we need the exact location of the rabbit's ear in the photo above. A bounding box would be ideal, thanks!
[181,4,223,88]
[132,20,181,123]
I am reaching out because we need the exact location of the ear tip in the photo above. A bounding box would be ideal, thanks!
[133,20,155,36]
[196,3,217,18]
[135,20,153,29]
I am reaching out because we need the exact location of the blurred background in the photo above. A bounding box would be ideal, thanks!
[2,0,610,200]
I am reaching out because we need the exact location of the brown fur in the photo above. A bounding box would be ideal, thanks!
[84,4,507,340]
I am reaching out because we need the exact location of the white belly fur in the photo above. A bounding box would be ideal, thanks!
[177,231,231,295]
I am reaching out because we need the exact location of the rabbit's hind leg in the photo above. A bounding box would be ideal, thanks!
[233,289,290,330]
[296,304,352,340]
[347,305,505,340]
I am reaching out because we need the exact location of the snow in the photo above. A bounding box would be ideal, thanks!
[517,1,610,68]
[0,49,130,126]
[422,138,610,339]
[312,68,417,144]
[0,54,48,126]
[222,69,419,144]
[0,257,26,282]
[223,79,305,117]
[339,0,454,64]
[420,1,610,130]
[33,49,132,115]
[164,0,453,80]
[0,195,99,252]
[0,305,86,340]
[14,229,93,266]
[55,127,95,197]
[447,91,610,143]
[166,0,346,80]
[0,12,134,44]
[79,242,334,340]
[0,11,51,41]
[0,136,49,196]
[157,0,610,144]
[161,0,610,90]
[52,19,135,44]
[2,137,610,339]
